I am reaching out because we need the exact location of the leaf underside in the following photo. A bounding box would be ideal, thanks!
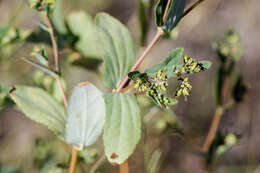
[65,82,105,149]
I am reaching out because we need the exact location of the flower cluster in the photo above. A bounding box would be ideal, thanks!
[29,0,56,12]
[129,70,176,108]
[214,30,242,62]
[175,56,204,75]
[175,77,192,99]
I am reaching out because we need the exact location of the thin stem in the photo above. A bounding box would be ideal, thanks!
[43,13,68,107]
[69,146,79,173]
[116,29,163,92]
[163,0,171,23]
[182,0,206,19]
[43,13,59,72]
[56,76,68,107]
[120,161,129,173]
[202,107,224,152]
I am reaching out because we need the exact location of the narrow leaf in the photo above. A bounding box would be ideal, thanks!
[65,82,105,149]
[103,93,141,164]
[10,85,66,139]
[22,58,57,77]
[32,20,49,32]
[138,0,153,46]
[33,53,49,66]
[96,13,136,89]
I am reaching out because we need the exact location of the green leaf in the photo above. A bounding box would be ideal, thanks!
[10,85,66,139]
[103,93,141,164]
[22,58,57,77]
[155,0,186,33]
[67,11,100,60]
[65,82,105,149]
[33,53,49,66]
[138,0,153,46]
[50,0,67,34]
[145,48,184,76]
[200,60,212,70]
[96,13,136,89]
[155,0,169,27]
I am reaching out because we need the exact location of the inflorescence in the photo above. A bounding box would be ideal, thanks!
[128,55,208,108]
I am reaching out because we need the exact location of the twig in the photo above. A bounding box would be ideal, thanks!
[43,13,59,72]
[120,161,129,173]
[55,76,68,107]
[116,29,163,92]
[202,106,224,152]
[182,0,206,19]
[69,146,79,173]
[116,0,207,93]
[43,13,68,107]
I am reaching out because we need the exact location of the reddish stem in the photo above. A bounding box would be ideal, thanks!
[116,29,163,92]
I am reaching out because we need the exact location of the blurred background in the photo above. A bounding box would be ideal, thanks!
[0,0,259,173]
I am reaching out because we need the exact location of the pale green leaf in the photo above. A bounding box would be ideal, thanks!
[103,93,141,164]
[67,11,100,59]
[65,82,105,149]
[96,13,135,89]
[10,85,66,139]
[51,0,67,34]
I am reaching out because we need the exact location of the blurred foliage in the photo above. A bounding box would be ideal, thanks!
[207,132,239,165]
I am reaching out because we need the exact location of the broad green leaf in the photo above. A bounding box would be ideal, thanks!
[67,11,100,59]
[145,48,184,75]
[65,82,105,149]
[155,0,186,33]
[96,13,135,89]
[51,0,67,34]
[10,85,66,139]
[103,93,141,164]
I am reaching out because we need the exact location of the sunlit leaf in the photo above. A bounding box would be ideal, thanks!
[67,11,100,60]
[65,82,105,149]
[50,0,67,34]
[103,93,141,164]
[96,13,135,89]
[10,85,66,139]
